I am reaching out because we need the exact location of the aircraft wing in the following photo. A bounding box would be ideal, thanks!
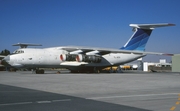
[59,46,173,56]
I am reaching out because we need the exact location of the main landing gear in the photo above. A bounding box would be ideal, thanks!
[32,69,45,74]
[70,67,100,73]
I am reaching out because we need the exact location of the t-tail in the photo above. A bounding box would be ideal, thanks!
[120,23,175,51]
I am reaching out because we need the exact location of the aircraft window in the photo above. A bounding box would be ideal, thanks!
[13,50,18,54]
[12,50,24,54]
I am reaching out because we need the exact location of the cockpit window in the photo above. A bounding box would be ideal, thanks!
[12,50,24,54]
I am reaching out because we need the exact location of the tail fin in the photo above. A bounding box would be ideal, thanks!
[120,23,175,51]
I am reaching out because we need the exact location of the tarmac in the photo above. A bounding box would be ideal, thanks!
[0,71,180,111]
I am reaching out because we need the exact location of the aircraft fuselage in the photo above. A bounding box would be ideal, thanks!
[3,48,144,71]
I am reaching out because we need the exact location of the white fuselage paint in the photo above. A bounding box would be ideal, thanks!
[5,47,145,69]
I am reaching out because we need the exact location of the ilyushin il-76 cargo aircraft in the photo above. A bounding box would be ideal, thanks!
[1,23,175,73]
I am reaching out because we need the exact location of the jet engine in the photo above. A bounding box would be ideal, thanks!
[60,54,101,63]
[76,54,101,63]
[60,54,76,61]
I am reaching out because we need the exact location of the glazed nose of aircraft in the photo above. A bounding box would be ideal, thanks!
[1,56,10,66]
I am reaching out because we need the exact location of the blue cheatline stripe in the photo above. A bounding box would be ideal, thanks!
[120,28,152,51]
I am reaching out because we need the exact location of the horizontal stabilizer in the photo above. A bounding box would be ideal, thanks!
[130,23,175,29]
[13,43,42,48]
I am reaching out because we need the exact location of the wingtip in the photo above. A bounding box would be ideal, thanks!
[168,23,176,26]
[162,53,174,56]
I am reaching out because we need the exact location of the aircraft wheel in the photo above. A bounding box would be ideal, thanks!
[36,69,44,74]
[93,67,100,73]
[71,70,79,73]
[93,69,100,73]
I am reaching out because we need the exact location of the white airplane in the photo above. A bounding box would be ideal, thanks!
[1,23,175,73]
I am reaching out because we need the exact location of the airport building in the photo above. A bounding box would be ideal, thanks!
[172,54,180,72]
[143,59,171,72]
[118,59,171,72]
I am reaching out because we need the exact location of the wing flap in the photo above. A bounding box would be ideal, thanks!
[60,62,88,66]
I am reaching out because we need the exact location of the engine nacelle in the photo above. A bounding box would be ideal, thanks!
[60,54,66,61]
[76,54,86,62]
[76,54,101,63]
[60,54,101,63]
[60,54,76,61]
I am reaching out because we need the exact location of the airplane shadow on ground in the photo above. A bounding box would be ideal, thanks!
[0,84,152,111]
